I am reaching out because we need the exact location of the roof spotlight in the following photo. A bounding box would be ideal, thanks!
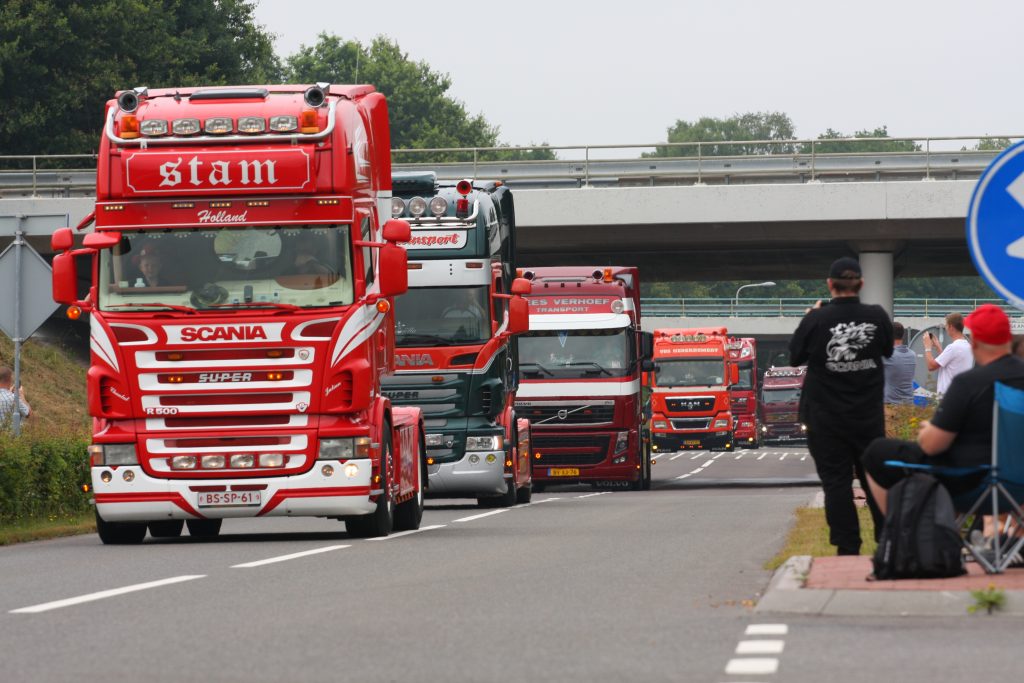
[391,197,406,218]
[408,197,427,217]
[429,196,448,217]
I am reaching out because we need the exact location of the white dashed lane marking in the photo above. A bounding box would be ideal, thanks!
[367,525,446,541]
[723,623,788,677]
[736,640,785,655]
[10,575,206,614]
[746,624,788,635]
[453,509,509,523]
[725,658,779,675]
[757,453,767,460]
[232,545,350,568]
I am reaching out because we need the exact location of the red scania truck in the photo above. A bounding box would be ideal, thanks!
[727,337,760,448]
[649,327,737,453]
[516,267,653,490]
[50,83,426,542]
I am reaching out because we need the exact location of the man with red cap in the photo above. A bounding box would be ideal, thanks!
[863,304,1024,511]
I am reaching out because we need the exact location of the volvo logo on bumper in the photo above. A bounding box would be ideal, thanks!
[557,409,568,420]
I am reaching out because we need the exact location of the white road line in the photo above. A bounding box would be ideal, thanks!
[690,451,707,460]
[670,453,687,461]
[725,658,779,675]
[735,452,744,460]
[576,492,609,499]
[232,545,350,568]
[736,640,785,655]
[701,460,714,468]
[746,623,789,636]
[713,452,726,460]
[757,453,767,461]
[366,525,446,541]
[532,497,562,504]
[676,473,691,479]
[453,509,509,523]
[801,455,808,461]
[779,453,788,461]
[10,575,206,614]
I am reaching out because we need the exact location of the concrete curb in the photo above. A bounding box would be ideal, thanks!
[756,555,1024,617]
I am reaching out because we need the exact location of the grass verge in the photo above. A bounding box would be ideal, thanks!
[765,506,878,570]
[0,514,95,546]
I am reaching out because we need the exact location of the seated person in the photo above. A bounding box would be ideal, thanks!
[290,232,335,277]
[132,243,174,287]
[862,305,1024,513]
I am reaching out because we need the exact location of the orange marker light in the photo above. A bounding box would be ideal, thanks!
[376,299,391,313]
[534,452,542,460]
[299,109,319,134]
[66,305,82,320]
[120,115,140,139]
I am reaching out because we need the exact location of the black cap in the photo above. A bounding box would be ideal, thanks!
[828,257,862,279]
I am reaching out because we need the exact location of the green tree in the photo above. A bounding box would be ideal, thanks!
[646,112,798,157]
[0,0,280,155]
[972,137,1013,151]
[285,34,555,161]
[807,126,920,154]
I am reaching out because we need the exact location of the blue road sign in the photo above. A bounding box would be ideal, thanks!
[968,141,1024,310]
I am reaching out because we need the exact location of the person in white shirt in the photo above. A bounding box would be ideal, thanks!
[923,312,974,395]
[0,366,31,430]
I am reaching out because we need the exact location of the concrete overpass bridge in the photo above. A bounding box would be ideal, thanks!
[1,134,1015,314]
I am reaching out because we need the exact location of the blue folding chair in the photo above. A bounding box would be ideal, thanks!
[885,382,1024,574]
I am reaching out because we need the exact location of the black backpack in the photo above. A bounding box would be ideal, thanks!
[872,473,966,579]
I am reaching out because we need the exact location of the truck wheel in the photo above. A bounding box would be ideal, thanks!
[480,478,517,508]
[395,434,427,531]
[148,520,184,538]
[347,429,395,538]
[95,510,146,545]
[642,448,652,491]
[186,519,222,539]
[516,483,533,504]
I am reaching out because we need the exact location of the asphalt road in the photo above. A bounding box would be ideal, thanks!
[1,446,1017,682]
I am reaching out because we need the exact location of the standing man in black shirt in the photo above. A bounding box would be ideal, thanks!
[790,257,894,555]
[863,304,1024,509]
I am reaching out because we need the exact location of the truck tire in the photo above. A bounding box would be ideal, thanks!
[148,520,184,538]
[186,519,222,538]
[480,478,517,508]
[642,446,653,491]
[95,510,147,545]
[516,483,533,504]
[347,428,395,538]
[394,436,426,532]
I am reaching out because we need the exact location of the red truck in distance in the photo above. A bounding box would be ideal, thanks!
[649,327,738,453]
[727,337,760,448]
[516,267,653,490]
[51,83,426,542]
[759,366,808,444]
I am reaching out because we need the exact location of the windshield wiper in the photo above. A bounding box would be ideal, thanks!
[566,361,613,376]
[204,301,303,312]
[520,362,555,377]
[106,303,197,314]
[396,333,454,347]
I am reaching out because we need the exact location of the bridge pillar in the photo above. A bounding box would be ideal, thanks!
[857,250,894,317]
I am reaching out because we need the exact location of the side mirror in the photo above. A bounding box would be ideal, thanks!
[510,277,531,295]
[52,252,80,305]
[639,331,654,360]
[641,359,657,372]
[377,242,408,297]
[507,296,529,334]
[382,219,411,244]
[52,228,73,252]
[83,231,122,249]
[729,363,740,386]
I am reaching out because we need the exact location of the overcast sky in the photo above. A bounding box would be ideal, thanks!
[253,0,1023,151]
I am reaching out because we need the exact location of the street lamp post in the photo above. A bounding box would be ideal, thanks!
[733,281,776,317]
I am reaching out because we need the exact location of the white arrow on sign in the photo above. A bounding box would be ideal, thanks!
[1005,172,1024,258]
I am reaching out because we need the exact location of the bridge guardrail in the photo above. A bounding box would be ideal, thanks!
[2,135,1020,196]
[641,298,1022,319]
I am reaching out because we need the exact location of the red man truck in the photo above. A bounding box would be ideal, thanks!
[760,366,808,444]
[50,83,426,542]
[516,267,653,490]
[649,327,737,453]
[727,337,760,448]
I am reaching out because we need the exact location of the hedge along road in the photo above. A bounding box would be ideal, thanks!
[0,477,810,683]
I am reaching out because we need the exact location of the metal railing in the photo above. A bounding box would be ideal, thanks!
[641,297,1021,318]
[1,134,1018,196]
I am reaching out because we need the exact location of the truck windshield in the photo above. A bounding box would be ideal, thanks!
[734,361,754,390]
[519,328,632,378]
[763,388,801,404]
[393,286,490,346]
[98,225,354,311]
[654,358,725,387]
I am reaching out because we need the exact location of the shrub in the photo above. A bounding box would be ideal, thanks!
[0,431,91,523]
[885,403,936,441]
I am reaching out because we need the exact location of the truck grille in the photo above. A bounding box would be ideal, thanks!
[666,396,715,412]
[765,412,798,423]
[670,418,711,430]
[532,435,610,465]
[516,403,615,425]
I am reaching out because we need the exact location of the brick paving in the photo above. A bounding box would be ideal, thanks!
[807,555,1024,591]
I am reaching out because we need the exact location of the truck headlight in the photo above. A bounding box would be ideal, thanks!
[104,444,138,466]
[319,437,372,460]
[425,434,444,447]
[614,431,628,454]
[466,435,503,451]
[653,421,668,429]
[713,419,731,429]
[800,424,807,432]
